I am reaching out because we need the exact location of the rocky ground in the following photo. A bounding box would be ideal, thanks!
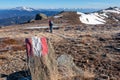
[0,22,120,80]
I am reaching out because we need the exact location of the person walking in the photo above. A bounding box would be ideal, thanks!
[49,20,53,33]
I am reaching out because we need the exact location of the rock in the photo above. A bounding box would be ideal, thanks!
[35,13,47,20]
[114,47,120,51]
[98,37,106,41]
[24,32,29,34]
[28,19,35,23]
[28,40,58,80]
[64,26,72,31]
[0,26,3,28]
[114,33,120,40]
[101,53,107,58]
[57,54,74,67]
[57,54,94,79]
[100,74,109,80]
[89,51,96,54]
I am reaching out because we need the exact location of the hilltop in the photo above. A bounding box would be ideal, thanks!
[0,7,120,80]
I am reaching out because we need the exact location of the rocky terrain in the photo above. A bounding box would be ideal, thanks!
[0,7,120,80]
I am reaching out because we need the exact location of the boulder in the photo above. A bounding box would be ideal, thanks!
[27,39,58,80]
[35,13,47,20]
[28,19,35,23]
[57,54,95,80]
[0,26,3,28]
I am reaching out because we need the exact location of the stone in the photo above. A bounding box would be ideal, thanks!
[35,13,47,20]
[28,19,35,23]
[57,54,94,79]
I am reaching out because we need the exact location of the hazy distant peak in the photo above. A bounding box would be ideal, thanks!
[12,6,35,11]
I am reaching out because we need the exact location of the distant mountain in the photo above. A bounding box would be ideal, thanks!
[0,7,60,19]
[11,6,35,11]
[102,7,120,14]
[38,8,100,13]
[1,6,119,26]
[0,7,60,26]
[0,16,34,26]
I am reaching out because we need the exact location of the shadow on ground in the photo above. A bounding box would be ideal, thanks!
[1,70,31,80]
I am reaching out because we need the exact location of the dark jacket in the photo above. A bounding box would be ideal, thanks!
[49,20,53,27]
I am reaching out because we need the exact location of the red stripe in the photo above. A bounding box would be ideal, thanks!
[25,38,33,57]
[41,37,48,56]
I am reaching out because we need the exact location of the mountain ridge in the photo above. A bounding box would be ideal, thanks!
[0,6,120,26]
[76,7,120,25]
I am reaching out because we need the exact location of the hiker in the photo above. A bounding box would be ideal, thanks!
[49,20,53,33]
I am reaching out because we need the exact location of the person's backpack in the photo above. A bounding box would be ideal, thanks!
[51,21,53,25]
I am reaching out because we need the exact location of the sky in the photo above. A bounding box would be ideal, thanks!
[0,0,120,9]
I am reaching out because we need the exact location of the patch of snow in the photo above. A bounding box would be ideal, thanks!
[100,13,108,18]
[54,15,63,18]
[21,6,34,11]
[77,12,106,25]
[114,7,120,11]
[101,7,120,14]
[113,17,119,22]
[94,13,105,19]
[103,9,120,14]
[77,12,84,15]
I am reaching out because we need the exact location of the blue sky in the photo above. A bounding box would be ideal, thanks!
[0,0,120,9]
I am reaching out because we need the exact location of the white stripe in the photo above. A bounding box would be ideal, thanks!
[32,37,42,56]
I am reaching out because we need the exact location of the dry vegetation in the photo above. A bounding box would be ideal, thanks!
[0,12,120,80]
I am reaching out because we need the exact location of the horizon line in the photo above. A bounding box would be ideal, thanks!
[0,6,119,10]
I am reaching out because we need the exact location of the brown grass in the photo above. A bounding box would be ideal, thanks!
[0,55,8,60]
[3,38,18,45]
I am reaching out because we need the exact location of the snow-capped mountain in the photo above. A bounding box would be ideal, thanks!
[102,7,120,14]
[77,7,120,25]
[0,7,60,26]
[11,6,35,11]
[0,6,120,26]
